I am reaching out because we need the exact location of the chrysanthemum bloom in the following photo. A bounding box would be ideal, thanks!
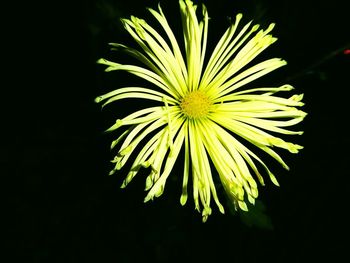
[96,0,306,222]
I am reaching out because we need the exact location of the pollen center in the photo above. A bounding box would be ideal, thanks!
[180,91,211,118]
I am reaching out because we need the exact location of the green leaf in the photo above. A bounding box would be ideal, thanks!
[239,200,274,230]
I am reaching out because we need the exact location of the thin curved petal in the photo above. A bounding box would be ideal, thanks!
[96,0,306,222]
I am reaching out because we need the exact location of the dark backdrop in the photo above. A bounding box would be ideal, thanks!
[8,0,350,262]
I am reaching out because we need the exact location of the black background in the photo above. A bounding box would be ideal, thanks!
[7,0,350,262]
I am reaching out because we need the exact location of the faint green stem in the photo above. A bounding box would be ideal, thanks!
[286,42,350,82]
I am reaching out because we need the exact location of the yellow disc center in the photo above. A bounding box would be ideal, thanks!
[180,91,211,118]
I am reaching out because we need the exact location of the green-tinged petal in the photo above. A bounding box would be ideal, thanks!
[147,4,188,81]
[128,16,187,97]
[180,121,189,205]
[121,18,186,97]
[210,114,295,169]
[201,16,261,90]
[188,120,201,211]
[111,129,130,150]
[105,107,165,133]
[217,93,304,107]
[98,58,179,99]
[192,120,225,216]
[197,120,246,208]
[115,117,168,171]
[230,84,294,96]
[230,116,304,135]
[121,129,165,186]
[200,119,258,203]
[108,43,174,82]
[204,25,280,96]
[95,87,177,105]
[211,58,287,99]
[97,0,306,222]
[144,121,186,202]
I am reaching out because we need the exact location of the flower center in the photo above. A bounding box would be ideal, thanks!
[180,91,211,118]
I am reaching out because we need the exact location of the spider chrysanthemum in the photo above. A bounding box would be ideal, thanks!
[96,0,306,222]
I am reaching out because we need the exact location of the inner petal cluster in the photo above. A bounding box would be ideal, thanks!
[180,91,212,119]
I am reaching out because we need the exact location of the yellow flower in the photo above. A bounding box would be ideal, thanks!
[95,0,306,222]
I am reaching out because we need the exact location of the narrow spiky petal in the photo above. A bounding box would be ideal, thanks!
[96,0,306,222]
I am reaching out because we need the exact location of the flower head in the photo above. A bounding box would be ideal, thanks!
[96,0,306,222]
